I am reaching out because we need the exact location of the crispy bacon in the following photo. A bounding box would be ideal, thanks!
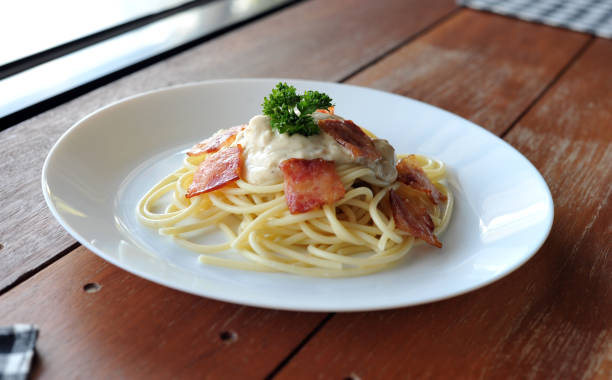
[187,125,245,156]
[186,146,242,198]
[389,189,442,248]
[279,158,345,214]
[318,119,381,161]
[315,106,335,114]
[396,155,447,205]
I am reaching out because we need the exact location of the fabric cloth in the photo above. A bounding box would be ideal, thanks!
[459,0,612,38]
[0,325,38,380]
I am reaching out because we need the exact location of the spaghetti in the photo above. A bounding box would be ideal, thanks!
[137,142,453,277]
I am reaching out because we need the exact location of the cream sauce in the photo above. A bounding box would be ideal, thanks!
[234,113,397,185]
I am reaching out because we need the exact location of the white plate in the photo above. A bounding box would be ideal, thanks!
[42,79,553,312]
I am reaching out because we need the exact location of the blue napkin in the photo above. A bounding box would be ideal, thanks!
[460,0,612,38]
[0,325,38,380]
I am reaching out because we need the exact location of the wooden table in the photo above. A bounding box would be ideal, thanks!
[1,0,611,378]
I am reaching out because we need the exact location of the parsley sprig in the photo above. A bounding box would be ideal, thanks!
[262,82,334,136]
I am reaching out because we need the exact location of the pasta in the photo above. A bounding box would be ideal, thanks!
[137,149,453,277]
[137,82,453,277]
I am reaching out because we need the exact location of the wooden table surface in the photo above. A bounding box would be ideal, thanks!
[1,0,611,378]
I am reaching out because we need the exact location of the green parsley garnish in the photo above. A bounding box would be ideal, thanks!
[262,82,334,136]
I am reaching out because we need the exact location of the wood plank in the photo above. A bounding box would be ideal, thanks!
[0,0,457,292]
[274,38,612,380]
[347,9,589,135]
[0,246,327,379]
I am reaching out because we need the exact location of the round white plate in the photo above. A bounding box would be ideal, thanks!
[42,79,553,312]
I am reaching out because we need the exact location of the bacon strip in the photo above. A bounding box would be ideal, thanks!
[389,189,442,248]
[315,106,335,114]
[186,146,242,198]
[318,119,381,161]
[279,158,345,214]
[187,125,245,156]
[396,155,447,205]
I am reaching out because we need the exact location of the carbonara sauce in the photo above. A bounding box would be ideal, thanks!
[235,114,397,185]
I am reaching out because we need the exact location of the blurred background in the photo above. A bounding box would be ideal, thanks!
[0,0,298,126]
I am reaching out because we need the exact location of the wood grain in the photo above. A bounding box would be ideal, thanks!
[0,0,457,292]
[0,246,327,379]
[347,9,589,135]
[274,38,612,380]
